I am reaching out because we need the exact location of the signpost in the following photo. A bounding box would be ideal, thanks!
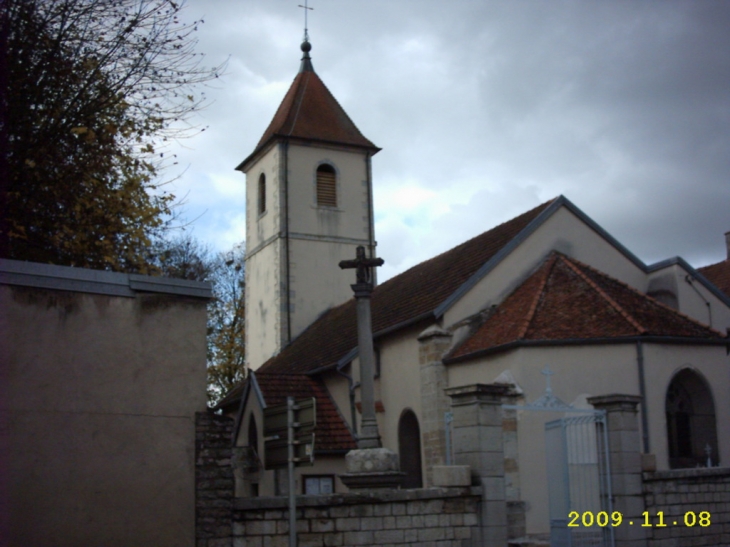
[264,397,316,547]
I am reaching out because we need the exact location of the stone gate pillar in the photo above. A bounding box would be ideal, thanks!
[447,384,510,547]
[588,394,647,547]
[418,325,452,486]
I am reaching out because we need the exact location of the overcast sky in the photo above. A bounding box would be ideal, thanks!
[166,0,730,282]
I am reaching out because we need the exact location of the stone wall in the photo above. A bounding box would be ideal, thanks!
[643,467,730,547]
[233,487,482,547]
[196,411,235,547]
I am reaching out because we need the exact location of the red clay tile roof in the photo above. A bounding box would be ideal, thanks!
[449,253,725,361]
[698,259,730,298]
[238,67,378,170]
[253,372,356,453]
[256,199,556,375]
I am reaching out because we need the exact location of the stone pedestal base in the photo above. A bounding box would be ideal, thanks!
[432,465,471,487]
[339,448,404,491]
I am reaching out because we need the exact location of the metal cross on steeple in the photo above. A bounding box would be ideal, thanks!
[298,0,313,41]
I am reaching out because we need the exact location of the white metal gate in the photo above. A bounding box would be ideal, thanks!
[545,413,614,547]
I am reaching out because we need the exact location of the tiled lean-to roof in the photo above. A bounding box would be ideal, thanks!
[252,372,356,453]
[447,253,726,363]
[698,259,730,299]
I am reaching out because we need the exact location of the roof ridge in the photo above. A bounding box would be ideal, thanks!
[567,256,727,337]
[517,254,558,339]
[376,198,558,293]
[560,255,647,334]
[286,71,311,137]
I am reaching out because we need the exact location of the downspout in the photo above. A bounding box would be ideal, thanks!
[283,141,292,344]
[636,340,650,453]
[685,275,712,327]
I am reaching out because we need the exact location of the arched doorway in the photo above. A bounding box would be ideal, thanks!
[665,369,719,468]
[398,409,423,488]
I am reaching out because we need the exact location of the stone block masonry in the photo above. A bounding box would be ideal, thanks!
[643,467,730,547]
[233,487,482,547]
[196,411,235,547]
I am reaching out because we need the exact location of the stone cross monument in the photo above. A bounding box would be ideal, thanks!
[339,246,384,448]
[338,246,403,489]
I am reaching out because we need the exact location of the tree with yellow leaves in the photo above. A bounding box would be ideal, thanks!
[1,0,224,271]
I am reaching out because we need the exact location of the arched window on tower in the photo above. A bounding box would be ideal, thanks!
[316,164,337,207]
[665,369,719,469]
[258,173,266,215]
[398,409,423,488]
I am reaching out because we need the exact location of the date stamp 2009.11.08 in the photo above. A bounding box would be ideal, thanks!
[568,510,712,529]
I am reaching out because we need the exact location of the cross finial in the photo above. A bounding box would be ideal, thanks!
[541,366,554,394]
[298,0,313,42]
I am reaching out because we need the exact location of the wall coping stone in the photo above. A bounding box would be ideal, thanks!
[234,486,482,511]
[643,466,730,482]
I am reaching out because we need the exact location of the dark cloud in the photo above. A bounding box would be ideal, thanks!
[171,0,730,276]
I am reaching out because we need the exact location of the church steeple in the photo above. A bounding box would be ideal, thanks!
[237,40,379,173]
[238,40,380,370]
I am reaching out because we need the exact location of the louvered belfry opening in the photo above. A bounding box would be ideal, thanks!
[316,164,337,207]
[258,173,266,214]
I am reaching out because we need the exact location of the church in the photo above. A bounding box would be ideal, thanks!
[218,37,730,540]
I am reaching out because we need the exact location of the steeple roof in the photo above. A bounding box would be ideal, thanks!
[237,40,379,171]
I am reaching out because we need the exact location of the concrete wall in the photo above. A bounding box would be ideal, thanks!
[1,261,209,547]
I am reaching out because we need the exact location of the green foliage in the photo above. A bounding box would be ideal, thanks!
[1,0,224,271]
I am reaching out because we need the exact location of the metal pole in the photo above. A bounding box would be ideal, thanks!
[287,397,296,547]
[444,412,453,465]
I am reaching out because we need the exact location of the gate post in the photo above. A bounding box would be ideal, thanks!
[446,384,511,547]
[588,394,647,547]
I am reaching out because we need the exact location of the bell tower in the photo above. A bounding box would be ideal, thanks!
[237,39,380,370]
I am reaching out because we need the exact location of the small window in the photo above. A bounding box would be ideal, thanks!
[258,173,266,215]
[303,475,334,495]
[316,164,337,207]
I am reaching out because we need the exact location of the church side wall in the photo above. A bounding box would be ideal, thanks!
[444,206,648,327]
[642,343,730,471]
[674,264,730,332]
[448,343,639,536]
[2,283,208,547]
[376,325,425,468]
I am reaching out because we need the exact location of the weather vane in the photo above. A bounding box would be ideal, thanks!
[298,0,313,41]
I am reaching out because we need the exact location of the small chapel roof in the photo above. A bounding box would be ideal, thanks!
[237,39,379,171]
[447,253,727,363]
[247,372,356,453]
